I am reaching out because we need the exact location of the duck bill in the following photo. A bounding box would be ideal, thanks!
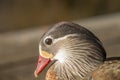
[34,55,51,77]
[34,51,53,77]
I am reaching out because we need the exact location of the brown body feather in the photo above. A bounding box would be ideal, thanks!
[92,59,120,80]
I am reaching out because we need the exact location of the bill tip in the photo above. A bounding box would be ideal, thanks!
[34,71,38,78]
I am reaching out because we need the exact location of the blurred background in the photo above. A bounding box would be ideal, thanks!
[0,0,120,80]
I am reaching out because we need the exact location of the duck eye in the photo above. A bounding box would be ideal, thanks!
[45,38,53,45]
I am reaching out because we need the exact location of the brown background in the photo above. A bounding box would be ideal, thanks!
[0,0,120,32]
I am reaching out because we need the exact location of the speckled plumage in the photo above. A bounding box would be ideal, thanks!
[92,59,120,80]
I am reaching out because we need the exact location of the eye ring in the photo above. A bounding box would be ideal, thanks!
[44,38,53,45]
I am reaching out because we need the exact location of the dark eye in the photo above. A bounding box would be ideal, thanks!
[45,38,53,45]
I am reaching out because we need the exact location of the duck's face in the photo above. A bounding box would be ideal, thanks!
[34,22,106,79]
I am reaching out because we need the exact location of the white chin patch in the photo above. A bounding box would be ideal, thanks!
[39,45,42,55]
[54,49,66,63]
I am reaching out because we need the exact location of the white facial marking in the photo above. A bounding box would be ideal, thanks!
[39,45,42,55]
[53,34,79,44]
[54,48,66,63]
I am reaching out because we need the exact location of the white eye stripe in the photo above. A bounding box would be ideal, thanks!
[53,34,79,44]
[43,34,79,45]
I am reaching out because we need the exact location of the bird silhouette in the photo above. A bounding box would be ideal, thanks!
[34,22,120,80]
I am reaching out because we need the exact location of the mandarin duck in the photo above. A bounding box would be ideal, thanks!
[34,22,120,80]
